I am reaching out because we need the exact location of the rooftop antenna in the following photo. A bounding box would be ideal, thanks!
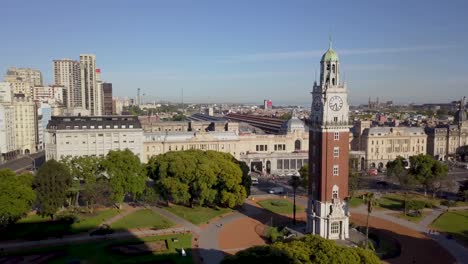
[181,88,184,113]
[314,69,317,84]
[329,34,332,49]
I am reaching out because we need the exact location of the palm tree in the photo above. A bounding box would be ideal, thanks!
[364,192,377,248]
[288,175,302,225]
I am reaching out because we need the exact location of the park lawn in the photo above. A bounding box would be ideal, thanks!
[111,209,174,230]
[258,199,304,215]
[71,209,120,233]
[1,209,120,241]
[4,234,193,264]
[165,204,232,225]
[391,211,427,223]
[377,193,439,211]
[432,210,468,245]
[348,197,364,208]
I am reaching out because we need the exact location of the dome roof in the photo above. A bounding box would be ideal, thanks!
[321,48,339,62]
[280,116,305,134]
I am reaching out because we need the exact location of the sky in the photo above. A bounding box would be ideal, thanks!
[1,0,467,105]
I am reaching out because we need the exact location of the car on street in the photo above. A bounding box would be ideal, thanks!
[268,187,284,194]
[368,168,378,176]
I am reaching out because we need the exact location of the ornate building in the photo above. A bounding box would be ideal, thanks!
[426,96,468,161]
[307,42,351,239]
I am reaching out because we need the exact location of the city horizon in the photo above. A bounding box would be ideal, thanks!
[1,0,467,104]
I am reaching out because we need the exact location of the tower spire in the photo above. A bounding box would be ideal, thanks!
[329,35,332,49]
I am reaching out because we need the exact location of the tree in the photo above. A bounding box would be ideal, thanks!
[222,234,380,264]
[101,149,146,208]
[387,156,415,214]
[61,156,104,207]
[147,150,247,208]
[81,178,113,212]
[288,176,302,225]
[364,192,377,249]
[298,164,309,189]
[34,160,73,219]
[409,154,448,197]
[0,169,36,226]
[348,171,359,197]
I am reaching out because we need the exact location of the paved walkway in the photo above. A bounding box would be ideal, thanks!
[350,205,468,263]
[151,206,201,234]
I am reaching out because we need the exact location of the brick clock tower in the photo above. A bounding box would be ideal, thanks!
[306,40,351,240]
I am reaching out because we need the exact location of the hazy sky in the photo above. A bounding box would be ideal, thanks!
[1,0,467,105]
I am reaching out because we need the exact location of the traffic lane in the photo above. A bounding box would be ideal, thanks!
[0,152,45,172]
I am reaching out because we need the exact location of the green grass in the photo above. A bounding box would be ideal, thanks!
[377,193,438,211]
[257,199,304,215]
[111,209,174,230]
[3,234,193,264]
[391,211,427,223]
[0,209,120,241]
[432,210,468,245]
[71,209,120,233]
[165,204,232,225]
[348,197,364,208]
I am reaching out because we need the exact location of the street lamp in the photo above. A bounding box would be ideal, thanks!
[25,155,36,171]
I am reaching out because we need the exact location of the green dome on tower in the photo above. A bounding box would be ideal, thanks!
[321,49,339,62]
[321,37,339,62]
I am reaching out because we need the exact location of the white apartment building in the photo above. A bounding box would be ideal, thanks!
[362,127,427,169]
[5,67,43,86]
[0,104,16,162]
[0,82,13,103]
[12,95,37,154]
[45,116,143,161]
[33,85,65,104]
[80,54,102,116]
[54,59,81,108]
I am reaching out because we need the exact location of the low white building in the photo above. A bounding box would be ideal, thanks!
[45,116,143,161]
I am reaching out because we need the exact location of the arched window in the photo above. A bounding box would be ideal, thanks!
[332,64,336,73]
[295,140,301,151]
[327,63,330,70]
[332,78,335,85]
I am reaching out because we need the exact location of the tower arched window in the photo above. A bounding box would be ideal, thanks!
[295,140,301,151]
[332,78,335,85]
[332,64,336,73]
[327,63,330,71]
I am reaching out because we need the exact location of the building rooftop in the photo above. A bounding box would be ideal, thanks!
[47,116,142,130]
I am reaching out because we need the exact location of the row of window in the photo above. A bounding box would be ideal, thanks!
[276,159,308,170]
[64,125,134,129]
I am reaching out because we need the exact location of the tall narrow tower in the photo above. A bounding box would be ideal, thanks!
[307,40,351,240]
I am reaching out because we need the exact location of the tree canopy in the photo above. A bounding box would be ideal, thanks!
[0,169,36,226]
[222,235,380,264]
[147,150,247,208]
[101,149,147,206]
[34,160,73,218]
[386,156,415,190]
[409,154,448,196]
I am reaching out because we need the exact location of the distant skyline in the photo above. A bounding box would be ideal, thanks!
[1,0,467,105]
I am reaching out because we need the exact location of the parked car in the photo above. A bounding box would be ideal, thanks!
[251,177,259,185]
[268,187,284,194]
[368,168,378,176]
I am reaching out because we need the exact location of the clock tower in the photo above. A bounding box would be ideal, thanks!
[307,40,351,239]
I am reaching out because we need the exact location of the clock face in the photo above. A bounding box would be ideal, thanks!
[329,96,343,111]
[313,96,322,110]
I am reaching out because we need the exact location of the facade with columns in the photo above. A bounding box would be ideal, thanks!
[307,42,350,240]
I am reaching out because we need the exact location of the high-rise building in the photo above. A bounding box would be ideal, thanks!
[80,54,102,115]
[264,99,273,110]
[54,59,81,108]
[103,83,113,115]
[0,82,13,103]
[307,41,351,240]
[95,68,103,116]
[12,94,37,154]
[33,85,65,104]
[0,103,16,162]
[5,67,43,87]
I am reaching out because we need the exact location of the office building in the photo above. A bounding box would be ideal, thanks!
[54,59,82,108]
[103,83,113,115]
[80,54,102,115]
[5,67,43,86]
[33,85,65,104]
[12,95,37,154]
[45,116,143,160]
